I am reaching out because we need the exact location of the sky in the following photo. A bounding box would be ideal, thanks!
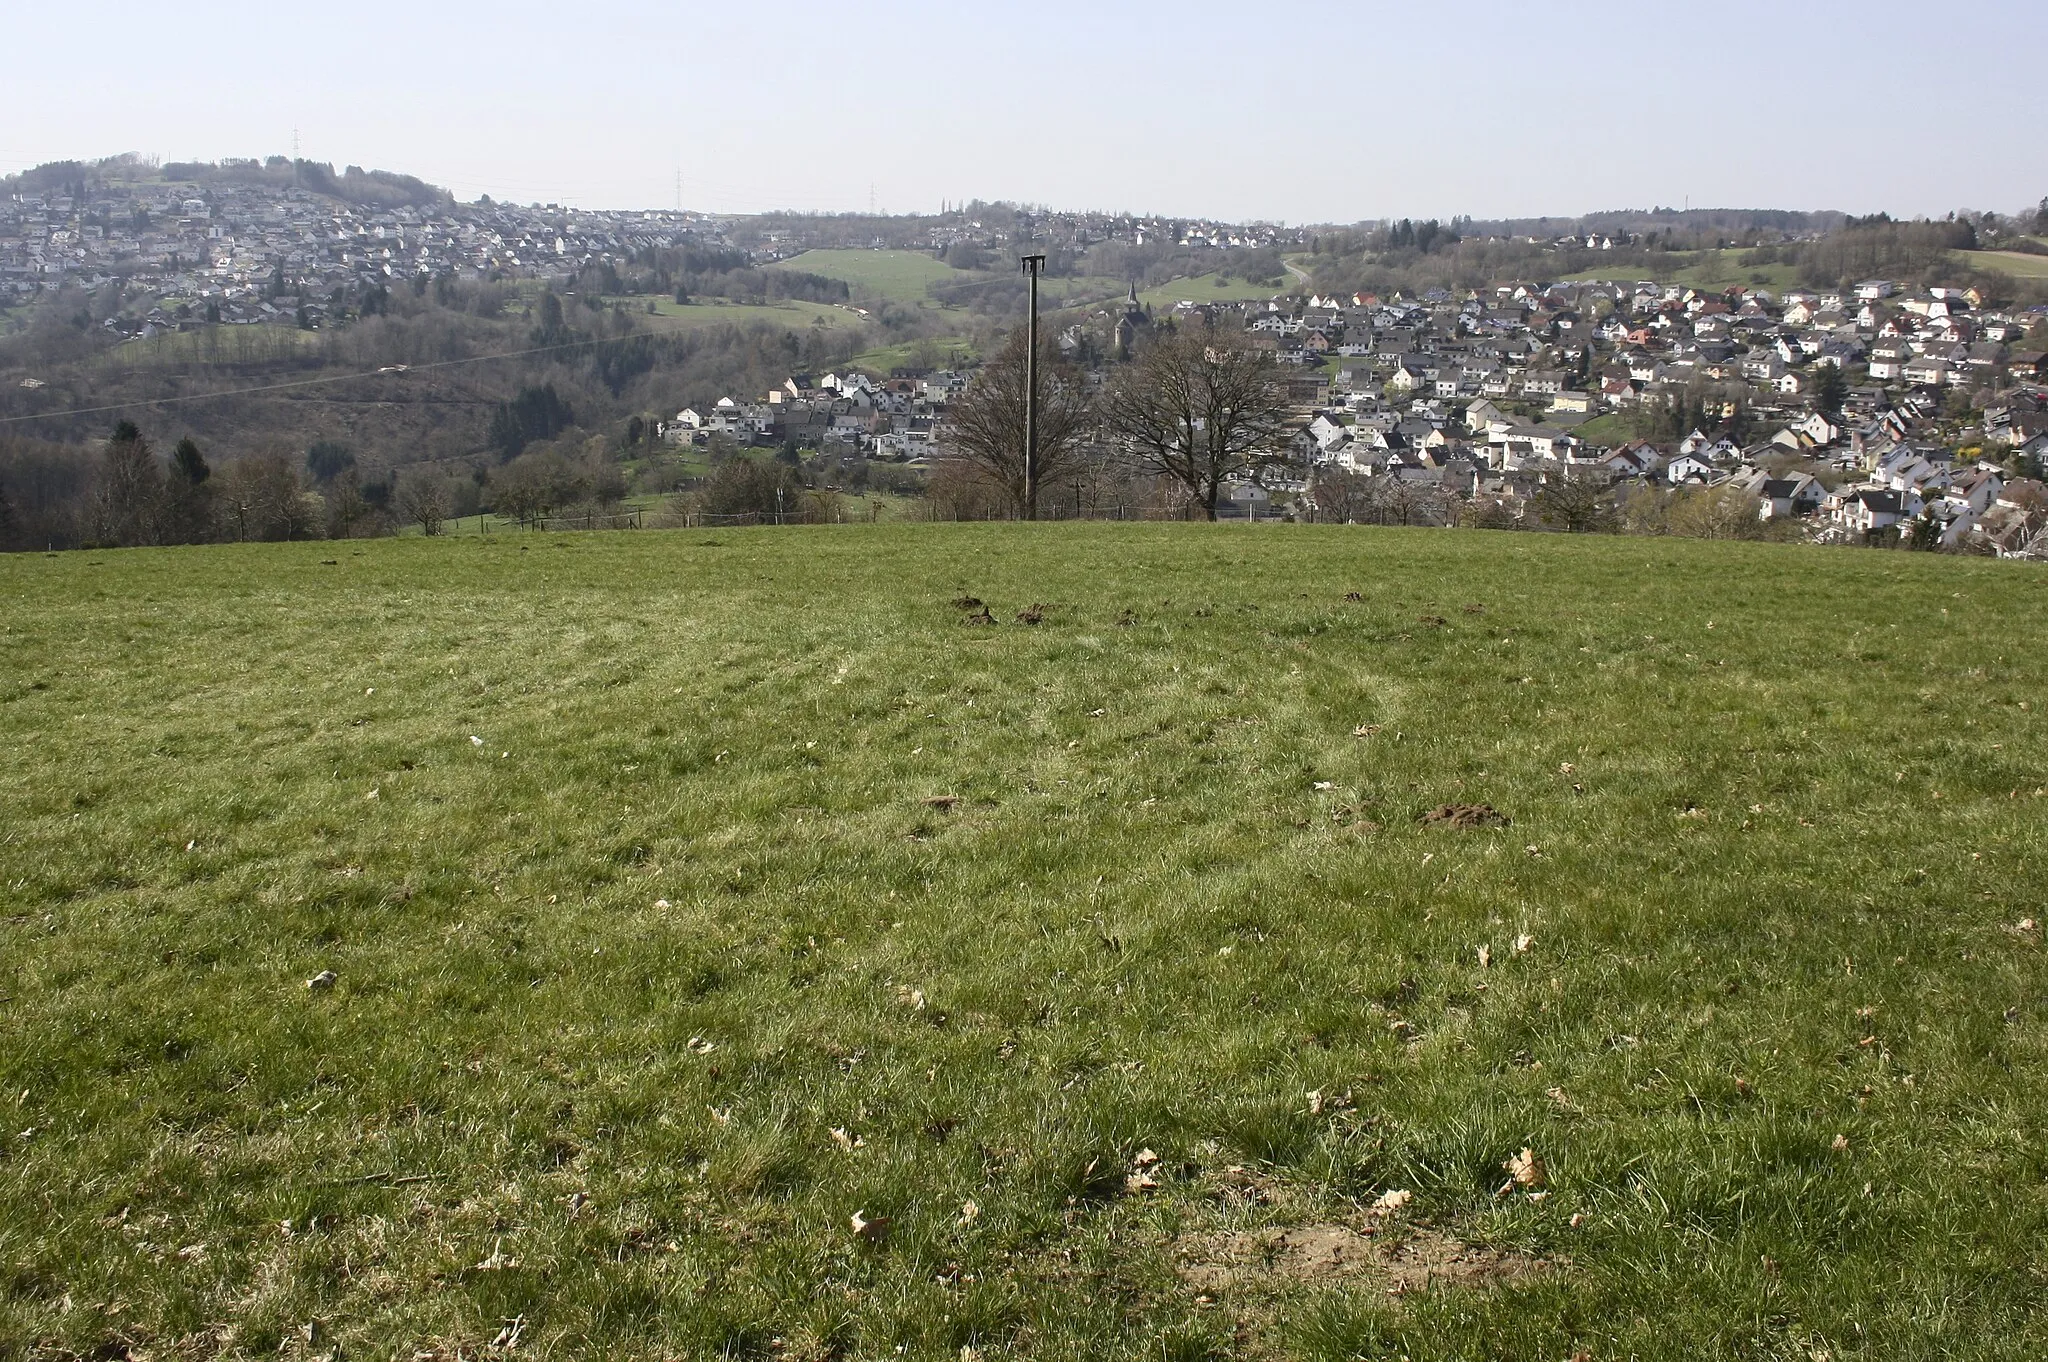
[5,0,2044,224]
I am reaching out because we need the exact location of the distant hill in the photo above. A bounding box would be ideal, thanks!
[1466,208,1846,245]
[1,153,452,211]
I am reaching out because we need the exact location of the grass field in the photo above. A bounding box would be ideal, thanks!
[1133,274,1289,312]
[4,526,2047,1360]
[770,251,964,305]
[628,295,858,334]
[88,325,327,374]
[1963,249,2048,281]
[843,338,980,376]
[1567,412,1635,446]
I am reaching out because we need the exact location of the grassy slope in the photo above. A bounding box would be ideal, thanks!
[841,338,980,375]
[630,295,858,333]
[1964,249,2048,281]
[1134,274,1288,312]
[770,250,962,303]
[2,526,2046,1360]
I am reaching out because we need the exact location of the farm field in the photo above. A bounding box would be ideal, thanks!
[3,525,2047,1360]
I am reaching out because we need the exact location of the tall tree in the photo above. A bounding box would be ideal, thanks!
[1099,325,1292,520]
[938,327,1097,519]
[164,437,215,542]
[489,384,575,461]
[324,470,370,539]
[305,441,354,484]
[170,437,210,486]
[1814,363,1849,418]
[89,421,165,547]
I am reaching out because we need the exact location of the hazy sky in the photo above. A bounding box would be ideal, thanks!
[6,1,2043,223]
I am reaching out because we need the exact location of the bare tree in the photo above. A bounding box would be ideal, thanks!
[1461,493,1526,530]
[490,449,588,527]
[397,467,450,536]
[324,470,370,539]
[1531,466,1615,533]
[1620,483,1669,536]
[216,452,319,541]
[1100,324,1292,520]
[1380,476,1432,526]
[1305,468,1379,523]
[938,327,1096,518]
[925,452,1010,521]
[88,422,166,547]
[1665,485,1765,540]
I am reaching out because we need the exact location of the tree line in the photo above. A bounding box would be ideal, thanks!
[934,319,1296,521]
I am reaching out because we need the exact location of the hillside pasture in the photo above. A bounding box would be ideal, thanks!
[1965,249,2048,280]
[1133,273,1289,312]
[2,525,2046,1360]
[769,250,964,305]
[630,294,860,333]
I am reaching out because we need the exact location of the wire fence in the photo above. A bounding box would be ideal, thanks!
[454,501,1318,536]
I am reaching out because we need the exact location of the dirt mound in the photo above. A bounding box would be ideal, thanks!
[1421,803,1509,829]
[1176,1223,1547,1295]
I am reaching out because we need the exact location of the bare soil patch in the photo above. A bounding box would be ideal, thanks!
[1175,1223,1548,1296]
[1421,803,1509,829]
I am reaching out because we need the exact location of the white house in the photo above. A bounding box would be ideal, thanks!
[1665,451,1720,485]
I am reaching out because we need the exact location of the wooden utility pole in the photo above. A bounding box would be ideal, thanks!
[1020,253,1047,520]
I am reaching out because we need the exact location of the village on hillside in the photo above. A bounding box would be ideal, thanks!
[6,161,2047,555]
[662,275,2048,555]
[0,175,718,329]
[0,162,1297,329]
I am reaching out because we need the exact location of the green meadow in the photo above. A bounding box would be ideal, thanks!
[2,525,2045,1360]
[631,295,858,333]
[1132,275,1289,313]
[1965,249,2048,281]
[769,251,965,305]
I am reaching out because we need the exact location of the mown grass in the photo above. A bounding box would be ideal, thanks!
[2,525,2046,1360]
